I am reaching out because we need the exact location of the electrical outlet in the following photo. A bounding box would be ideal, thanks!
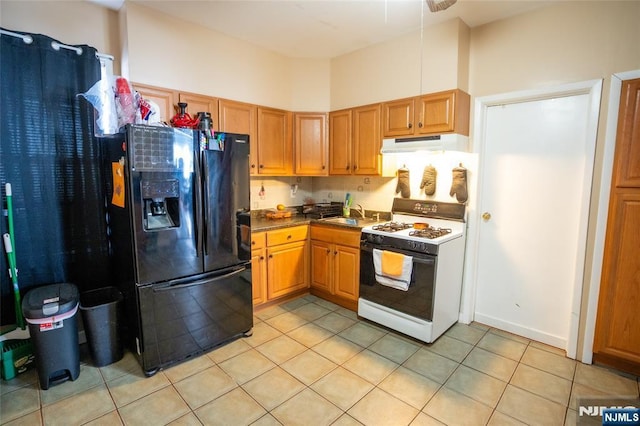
[357,186,364,192]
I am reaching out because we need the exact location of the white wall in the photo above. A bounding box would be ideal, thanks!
[123,2,331,111]
[330,18,468,110]
[0,0,121,71]
[469,1,640,97]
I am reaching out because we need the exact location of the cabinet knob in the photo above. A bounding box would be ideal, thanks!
[287,235,292,239]
[251,164,256,169]
[251,241,256,245]
[326,249,331,254]
[259,164,264,169]
[408,123,413,129]
[346,164,350,170]
[268,254,273,259]
[418,122,423,128]
[260,256,264,260]
[353,165,357,170]
[322,165,326,170]
[334,251,338,255]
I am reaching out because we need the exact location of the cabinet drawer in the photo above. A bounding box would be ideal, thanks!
[311,225,361,247]
[251,232,266,249]
[267,225,308,246]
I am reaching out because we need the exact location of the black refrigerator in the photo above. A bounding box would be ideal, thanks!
[103,124,252,376]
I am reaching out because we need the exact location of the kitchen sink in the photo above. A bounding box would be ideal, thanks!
[320,217,377,226]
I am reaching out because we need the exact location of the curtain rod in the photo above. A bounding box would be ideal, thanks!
[0,29,113,61]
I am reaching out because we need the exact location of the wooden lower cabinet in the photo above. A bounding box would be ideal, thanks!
[251,226,309,307]
[310,225,361,311]
[250,232,267,306]
[267,240,308,299]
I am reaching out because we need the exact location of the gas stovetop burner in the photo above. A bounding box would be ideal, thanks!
[371,222,413,233]
[408,227,452,239]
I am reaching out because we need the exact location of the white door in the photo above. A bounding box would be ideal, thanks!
[473,84,600,353]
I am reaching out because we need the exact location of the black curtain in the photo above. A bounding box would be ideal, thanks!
[0,29,111,325]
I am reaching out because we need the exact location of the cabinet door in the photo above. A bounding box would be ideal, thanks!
[133,83,176,124]
[294,113,328,176]
[333,245,360,302]
[382,98,415,137]
[416,89,470,136]
[352,104,382,175]
[219,99,258,174]
[329,109,352,175]
[593,190,640,371]
[267,240,308,299]
[614,79,640,187]
[251,248,267,306]
[310,240,332,292]
[257,107,293,175]
[178,92,218,125]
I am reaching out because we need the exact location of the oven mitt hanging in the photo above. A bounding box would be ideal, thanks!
[419,165,437,196]
[395,168,411,198]
[449,164,468,203]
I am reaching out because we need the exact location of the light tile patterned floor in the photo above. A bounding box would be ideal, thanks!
[1,294,639,425]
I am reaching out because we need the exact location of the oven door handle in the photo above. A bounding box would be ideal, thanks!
[360,242,436,265]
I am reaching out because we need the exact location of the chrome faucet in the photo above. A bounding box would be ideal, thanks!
[354,204,366,218]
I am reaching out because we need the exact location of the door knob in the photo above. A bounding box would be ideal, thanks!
[482,212,492,221]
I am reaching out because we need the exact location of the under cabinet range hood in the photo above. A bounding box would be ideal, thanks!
[381,134,469,153]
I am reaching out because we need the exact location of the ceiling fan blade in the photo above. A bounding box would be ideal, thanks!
[426,0,457,13]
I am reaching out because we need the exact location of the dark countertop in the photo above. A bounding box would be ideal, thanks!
[251,207,391,232]
[251,215,312,232]
[251,214,389,232]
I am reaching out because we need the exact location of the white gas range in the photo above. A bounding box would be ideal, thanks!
[358,198,467,343]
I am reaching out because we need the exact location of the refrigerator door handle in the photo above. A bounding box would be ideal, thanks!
[202,152,210,256]
[194,149,203,257]
[153,265,248,292]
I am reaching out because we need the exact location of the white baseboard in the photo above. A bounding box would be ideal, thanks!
[474,312,568,353]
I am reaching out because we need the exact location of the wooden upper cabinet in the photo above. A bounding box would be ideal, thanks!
[132,83,176,124]
[352,103,382,175]
[328,109,353,175]
[382,97,415,137]
[382,89,470,138]
[178,92,218,125]
[614,79,640,187]
[294,112,328,176]
[257,106,293,175]
[416,89,470,136]
[218,99,258,173]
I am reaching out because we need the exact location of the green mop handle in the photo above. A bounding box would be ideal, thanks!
[6,184,15,258]
[4,183,24,329]
[3,233,23,329]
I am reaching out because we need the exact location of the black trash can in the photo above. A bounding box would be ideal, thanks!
[22,283,80,390]
[80,287,123,367]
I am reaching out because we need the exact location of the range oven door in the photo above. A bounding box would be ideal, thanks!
[359,241,437,321]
